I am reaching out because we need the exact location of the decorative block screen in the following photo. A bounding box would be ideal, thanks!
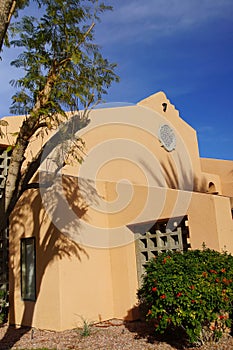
[134,217,190,285]
[0,148,11,287]
[0,148,11,190]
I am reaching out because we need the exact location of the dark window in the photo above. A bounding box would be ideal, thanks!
[21,237,36,301]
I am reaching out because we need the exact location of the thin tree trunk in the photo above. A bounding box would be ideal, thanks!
[4,66,57,213]
[0,0,16,51]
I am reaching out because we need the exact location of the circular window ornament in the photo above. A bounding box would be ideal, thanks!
[158,124,176,151]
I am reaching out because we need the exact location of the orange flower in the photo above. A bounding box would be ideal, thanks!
[202,272,208,277]
[190,285,195,290]
[176,292,182,297]
[162,258,167,264]
[160,294,166,299]
[151,287,157,292]
[221,268,226,273]
[223,277,230,285]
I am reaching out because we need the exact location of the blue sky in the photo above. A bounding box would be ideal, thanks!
[0,0,233,160]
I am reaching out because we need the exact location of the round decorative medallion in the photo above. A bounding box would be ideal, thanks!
[158,124,176,151]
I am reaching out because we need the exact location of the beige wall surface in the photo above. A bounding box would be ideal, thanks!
[9,183,140,331]
[0,115,24,146]
[9,180,233,330]
[2,92,218,197]
[187,192,233,252]
[109,244,138,320]
[213,195,233,252]
[6,92,233,331]
[69,93,203,191]
[9,188,114,330]
[201,158,233,197]
[138,92,202,175]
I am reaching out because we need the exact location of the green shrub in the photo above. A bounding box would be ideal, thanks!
[80,318,92,337]
[76,315,93,337]
[138,248,233,345]
[0,289,8,324]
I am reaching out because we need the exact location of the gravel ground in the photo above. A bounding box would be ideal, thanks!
[0,320,233,350]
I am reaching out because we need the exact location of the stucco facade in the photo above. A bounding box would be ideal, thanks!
[1,91,232,330]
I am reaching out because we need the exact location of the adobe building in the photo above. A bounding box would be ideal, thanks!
[0,91,232,331]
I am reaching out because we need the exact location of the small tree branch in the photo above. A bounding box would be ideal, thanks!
[58,22,95,67]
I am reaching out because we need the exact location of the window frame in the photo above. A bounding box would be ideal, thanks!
[20,237,36,301]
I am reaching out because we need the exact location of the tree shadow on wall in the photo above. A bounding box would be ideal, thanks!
[0,175,99,350]
[140,156,207,192]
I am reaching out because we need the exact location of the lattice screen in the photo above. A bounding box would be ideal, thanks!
[0,148,11,190]
[135,218,190,285]
[0,148,11,287]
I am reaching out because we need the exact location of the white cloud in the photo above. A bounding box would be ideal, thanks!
[107,0,232,25]
[197,126,215,134]
[97,0,233,44]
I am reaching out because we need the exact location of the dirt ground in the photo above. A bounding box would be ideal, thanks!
[0,320,233,350]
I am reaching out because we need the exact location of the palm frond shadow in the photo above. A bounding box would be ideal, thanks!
[140,155,207,193]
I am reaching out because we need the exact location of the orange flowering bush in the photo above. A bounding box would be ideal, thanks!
[138,248,233,345]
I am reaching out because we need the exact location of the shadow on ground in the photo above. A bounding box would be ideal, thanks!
[125,318,233,350]
[0,325,31,350]
[124,319,189,350]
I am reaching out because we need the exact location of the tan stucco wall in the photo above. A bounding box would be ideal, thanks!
[213,195,233,251]
[138,92,202,177]
[187,192,233,251]
[58,246,115,330]
[0,115,24,146]
[68,96,203,192]
[9,192,63,330]
[201,158,233,198]
[9,185,140,330]
[9,180,233,330]
[5,91,233,331]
